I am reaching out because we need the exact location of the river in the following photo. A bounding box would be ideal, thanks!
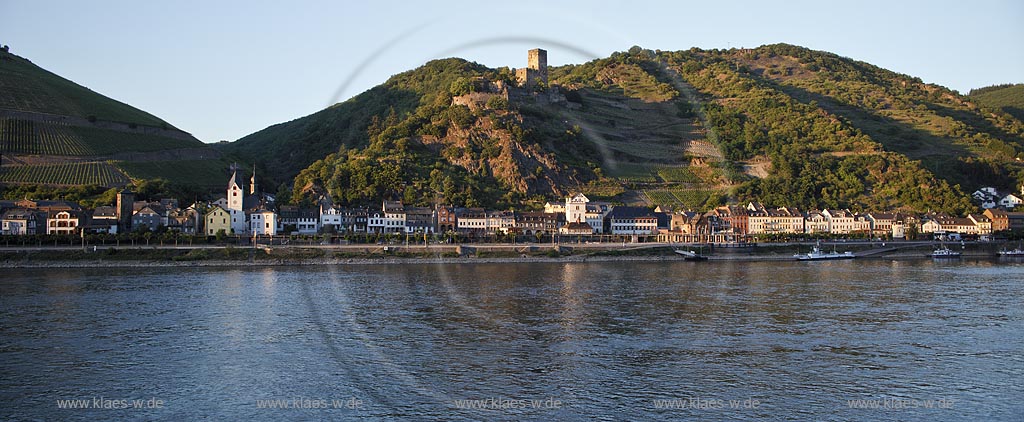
[1,259,1021,420]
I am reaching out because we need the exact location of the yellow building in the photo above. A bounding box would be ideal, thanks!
[205,206,232,236]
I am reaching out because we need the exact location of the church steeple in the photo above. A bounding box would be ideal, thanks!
[250,163,257,195]
[227,167,243,211]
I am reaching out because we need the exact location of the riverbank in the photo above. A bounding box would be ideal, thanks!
[0,241,1017,268]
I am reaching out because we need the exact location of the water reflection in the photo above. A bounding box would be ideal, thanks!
[0,260,1021,421]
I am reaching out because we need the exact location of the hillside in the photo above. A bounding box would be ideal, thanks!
[970,83,1024,122]
[226,45,1024,213]
[0,47,228,191]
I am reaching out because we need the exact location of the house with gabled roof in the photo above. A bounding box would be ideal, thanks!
[2,208,45,235]
[205,206,232,236]
[132,204,167,231]
[561,221,593,235]
[84,206,119,234]
[250,208,277,236]
[46,210,83,235]
[1000,193,1022,209]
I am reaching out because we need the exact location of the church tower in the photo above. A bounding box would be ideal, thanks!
[227,169,243,211]
[250,164,258,195]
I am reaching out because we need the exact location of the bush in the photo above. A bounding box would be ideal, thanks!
[486,95,508,110]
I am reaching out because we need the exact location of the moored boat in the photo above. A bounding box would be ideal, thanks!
[997,248,1024,257]
[794,242,855,260]
[931,245,961,258]
[674,249,709,261]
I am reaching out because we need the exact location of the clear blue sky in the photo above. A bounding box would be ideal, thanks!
[3,0,1022,143]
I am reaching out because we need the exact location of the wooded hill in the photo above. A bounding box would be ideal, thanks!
[227,44,1024,214]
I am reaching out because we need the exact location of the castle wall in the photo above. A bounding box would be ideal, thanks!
[451,91,508,111]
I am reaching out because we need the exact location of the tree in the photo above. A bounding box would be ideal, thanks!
[450,78,472,96]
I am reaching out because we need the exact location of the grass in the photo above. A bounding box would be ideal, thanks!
[597,63,677,102]
[72,126,203,155]
[644,188,724,210]
[605,162,659,182]
[0,162,130,186]
[656,166,701,183]
[116,159,230,187]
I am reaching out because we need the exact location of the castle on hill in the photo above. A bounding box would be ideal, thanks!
[450,48,570,111]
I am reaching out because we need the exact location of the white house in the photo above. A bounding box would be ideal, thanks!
[563,193,608,234]
[1000,194,1022,209]
[320,205,342,233]
[2,208,43,235]
[249,209,277,236]
[823,209,856,234]
[456,208,488,234]
[46,210,82,234]
[383,201,405,233]
[543,201,566,215]
[607,206,658,235]
[804,210,830,234]
[566,193,589,225]
[973,187,1000,209]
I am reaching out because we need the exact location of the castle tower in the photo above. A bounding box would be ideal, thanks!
[227,169,244,211]
[528,48,547,86]
[116,188,134,232]
[516,48,548,88]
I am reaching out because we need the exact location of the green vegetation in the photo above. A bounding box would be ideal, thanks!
[658,44,1022,213]
[218,45,1024,213]
[0,119,91,155]
[552,46,677,102]
[970,83,1024,122]
[0,49,221,192]
[223,58,492,187]
[0,49,170,127]
[0,184,117,208]
[0,118,202,156]
[116,159,229,188]
[656,166,702,183]
[644,188,725,210]
[0,162,129,187]
[71,126,203,155]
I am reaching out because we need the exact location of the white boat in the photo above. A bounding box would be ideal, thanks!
[997,247,1024,257]
[794,242,855,260]
[931,245,961,258]
[674,249,708,261]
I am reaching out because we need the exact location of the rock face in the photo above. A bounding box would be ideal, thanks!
[423,112,575,198]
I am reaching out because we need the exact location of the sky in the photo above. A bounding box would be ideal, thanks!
[2,0,1022,143]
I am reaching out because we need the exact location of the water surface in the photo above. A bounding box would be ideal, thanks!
[1,259,1021,420]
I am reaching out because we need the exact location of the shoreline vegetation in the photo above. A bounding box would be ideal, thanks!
[1,241,1019,268]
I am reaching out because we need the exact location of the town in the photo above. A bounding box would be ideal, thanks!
[2,167,1023,246]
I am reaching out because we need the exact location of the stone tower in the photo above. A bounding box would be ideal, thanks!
[116,188,134,232]
[516,48,548,88]
[528,48,547,86]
